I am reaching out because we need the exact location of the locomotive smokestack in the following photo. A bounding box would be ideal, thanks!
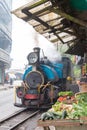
[33,47,40,62]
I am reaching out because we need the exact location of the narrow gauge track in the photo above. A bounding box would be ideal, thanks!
[0,109,40,130]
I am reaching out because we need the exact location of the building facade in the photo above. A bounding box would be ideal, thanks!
[0,0,12,84]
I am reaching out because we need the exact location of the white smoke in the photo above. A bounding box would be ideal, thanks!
[38,34,62,62]
[31,30,62,62]
[11,15,61,69]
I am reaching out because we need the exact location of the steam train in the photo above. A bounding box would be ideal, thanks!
[14,47,72,109]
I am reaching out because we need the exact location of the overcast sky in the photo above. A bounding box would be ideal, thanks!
[11,0,61,70]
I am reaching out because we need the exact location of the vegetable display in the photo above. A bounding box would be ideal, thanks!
[40,91,87,121]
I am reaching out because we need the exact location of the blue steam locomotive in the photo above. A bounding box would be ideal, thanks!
[14,47,72,108]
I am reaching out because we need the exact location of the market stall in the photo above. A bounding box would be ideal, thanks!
[37,91,87,130]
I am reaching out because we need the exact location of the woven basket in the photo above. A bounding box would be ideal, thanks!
[79,82,87,92]
[75,91,87,96]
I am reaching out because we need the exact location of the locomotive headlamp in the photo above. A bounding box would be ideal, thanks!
[27,52,38,64]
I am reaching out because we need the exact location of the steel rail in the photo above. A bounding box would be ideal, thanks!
[0,109,40,130]
[9,110,40,130]
[0,108,27,123]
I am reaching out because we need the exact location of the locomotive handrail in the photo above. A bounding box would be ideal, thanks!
[37,82,51,92]
[22,82,30,89]
[42,81,52,91]
[38,81,51,90]
[38,81,54,103]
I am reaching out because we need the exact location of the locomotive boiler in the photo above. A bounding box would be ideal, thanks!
[14,47,72,109]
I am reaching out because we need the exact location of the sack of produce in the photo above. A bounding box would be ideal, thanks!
[79,77,87,92]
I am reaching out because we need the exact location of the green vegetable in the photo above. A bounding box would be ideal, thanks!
[52,102,63,111]
[40,112,47,121]
[40,112,54,121]
[76,93,87,103]
[61,110,67,119]
[40,111,63,121]
[58,91,73,96]
[48,111,62,119]
[68,100,87,119]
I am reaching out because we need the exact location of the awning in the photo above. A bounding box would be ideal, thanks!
[12,0,87,56]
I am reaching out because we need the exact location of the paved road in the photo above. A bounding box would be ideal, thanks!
[0,85,23,121]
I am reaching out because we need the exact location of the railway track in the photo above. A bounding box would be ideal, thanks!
[0,109,40,130]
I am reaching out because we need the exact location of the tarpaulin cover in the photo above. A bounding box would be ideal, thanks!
[70,0,87,11]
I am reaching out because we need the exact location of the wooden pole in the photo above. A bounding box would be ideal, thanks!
[50,8,87,28]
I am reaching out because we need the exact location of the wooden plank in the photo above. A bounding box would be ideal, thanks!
[38,119,87,130]
[55,125,87,130]
[38,119,81,127]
